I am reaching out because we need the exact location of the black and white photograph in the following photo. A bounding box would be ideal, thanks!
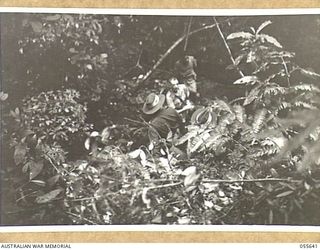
[1,9,320,227]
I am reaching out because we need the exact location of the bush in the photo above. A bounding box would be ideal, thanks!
[7,89,91,224]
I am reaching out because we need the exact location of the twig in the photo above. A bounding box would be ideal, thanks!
[69,196,101,202]
[183,17,193,52]
[5,207,43,215]
[46,156,61,174]
[148,181,183,190]
[213,17,244,78]
[91,199,102,222]
[120,49,144,78]
[229,96,246,104]
[16,190,38,203]
[281,56,291,87]
[124,117,146,125]
[65,211,97,225]
[140,20,230,84]
[202,178,301,184]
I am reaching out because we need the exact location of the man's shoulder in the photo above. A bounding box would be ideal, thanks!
[151,108,180,122]
[162,107,179,116]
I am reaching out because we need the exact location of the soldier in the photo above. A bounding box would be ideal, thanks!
[165,77,194,122]
[174,55,198,96]
[142,93,184,142]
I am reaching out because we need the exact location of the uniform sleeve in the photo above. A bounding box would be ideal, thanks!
[164,108,183,128]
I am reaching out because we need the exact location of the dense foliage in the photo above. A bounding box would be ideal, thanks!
[1,13,320,225]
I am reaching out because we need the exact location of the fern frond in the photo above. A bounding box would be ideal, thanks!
[265,51,294,59]
[265,70,286,82]
[299,68,320,80]
[252,109,267,134]
[263,85,286,96]
[253,147,278,158]
[275,102,291,115]
[293,101,317,110]
[292,84,320,93]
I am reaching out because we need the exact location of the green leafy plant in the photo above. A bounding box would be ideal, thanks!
[228,21,320,120]
[8,89,90,224]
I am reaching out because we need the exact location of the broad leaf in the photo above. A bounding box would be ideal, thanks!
[227,32,253,40]
[128,149,141,158]
[84,138,91,150]
[184,172,200,187]
[139,150,147,162]
[276,190,294,198]
[14,143,27,165]
[259,34,282,48]
[35,188,63,204]
[30,180,46,187]
[181,166,197,176]
[233,76,258,85]
[256,20,272,34]
[244,86,260,106]
[234,54,246,66]
[29,161,44,180]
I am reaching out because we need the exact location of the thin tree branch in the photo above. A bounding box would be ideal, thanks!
[69,196,101,202]
[184,16,193,52]
[202,178,301,184]
[119,49,144,78]
[65,211,97,225]
[148,181,183,190]
[213,17,244,78]
[281,56,291,87]
[140,20,230,84]
[124,117,146,125]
